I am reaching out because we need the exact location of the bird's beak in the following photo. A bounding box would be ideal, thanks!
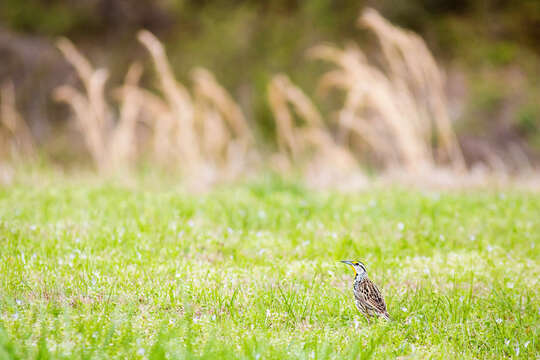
[340,260,357,274]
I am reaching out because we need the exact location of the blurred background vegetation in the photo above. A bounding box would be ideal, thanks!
[1,0,539,171]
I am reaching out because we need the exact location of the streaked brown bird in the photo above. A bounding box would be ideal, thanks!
[341,260,390,323]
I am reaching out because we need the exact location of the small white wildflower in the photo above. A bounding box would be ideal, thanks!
[169,318,175,325]
[459,296,464,303]
[30,225,37,231]
[92,332,98,339]
[75,237,81,243]
[12,313,19,320]
[192,316,200,324]
[505,339,510,346]
[256,231,263,238]
[487,245,494,253]
[397,222,404,231]
[524,341,530,348]
[423,267,430,275]
[327,270,334,277]
[137,348,145,356]
[495,318,503,324]
[353,318,360,330]
[211,315,216,321]
[258,210,266,219]
[227,227,233,234]
[187,220,194,227]
[16,299,22,305]
[469,234,476,241]
[331,232,338,239]
[506,282,514,289]
[401,307,408,312]
[515,346,519,356]
[439,234,445,241]
[255,354,261,360]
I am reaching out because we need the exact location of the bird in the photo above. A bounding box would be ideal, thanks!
[340,260,390,323]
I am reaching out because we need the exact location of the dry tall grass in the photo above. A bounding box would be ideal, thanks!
[308,8,465,173]
[137,30,201,172]
[53,30,254,183]
[137,31,255,181]
[0,81,34,159]
[109,62,144,168]
[54,38,145,172]
[191,67,255,177]
[267,74,361,187]
[54,38,112,171]
[31,12,536,188]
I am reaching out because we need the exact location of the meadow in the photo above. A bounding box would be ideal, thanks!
[0,178,538,359]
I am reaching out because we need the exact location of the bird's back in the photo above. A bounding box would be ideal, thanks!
[353,276,390,319]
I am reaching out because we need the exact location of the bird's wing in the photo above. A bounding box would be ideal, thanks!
[355,278,388,314]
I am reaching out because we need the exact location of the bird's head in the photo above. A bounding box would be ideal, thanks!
[340,260,367,278]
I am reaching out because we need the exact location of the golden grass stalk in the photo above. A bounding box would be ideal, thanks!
[191,67,254,175]
[137,30,200,169]
[360,8,465,170]
[56,38,111,138]
[309,43,431,170]
[268,74,299,161]
[55,38,144,172]
[109,62,144,168]
[0,81,34,157]
[123,86,176,163]
[54,37,112,171]
[191,68,251,144]
[308,8,465,172]
[267,73,357,176]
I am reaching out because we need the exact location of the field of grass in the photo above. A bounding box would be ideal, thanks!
[0,178,539,359]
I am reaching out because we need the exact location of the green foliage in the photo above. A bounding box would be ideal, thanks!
[518,104,539,134]
[0,178,539,358]
[0,0,94,36]
[517,101,540,149]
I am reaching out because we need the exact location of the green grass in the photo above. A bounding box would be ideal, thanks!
[1,179,539,359]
